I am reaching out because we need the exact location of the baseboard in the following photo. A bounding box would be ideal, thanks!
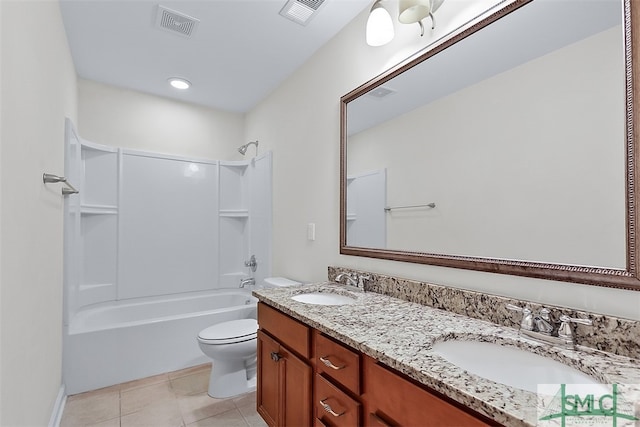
[48,385,66,427]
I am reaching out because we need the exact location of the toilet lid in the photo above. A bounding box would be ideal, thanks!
[198,319,257,344]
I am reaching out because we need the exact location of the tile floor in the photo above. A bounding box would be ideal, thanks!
[60,364,267,427]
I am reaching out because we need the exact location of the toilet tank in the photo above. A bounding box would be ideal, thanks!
[263,277,301,288]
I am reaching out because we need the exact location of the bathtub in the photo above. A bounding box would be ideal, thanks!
[63,290,257,395]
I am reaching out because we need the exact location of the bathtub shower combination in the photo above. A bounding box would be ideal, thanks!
[62,121,273,394]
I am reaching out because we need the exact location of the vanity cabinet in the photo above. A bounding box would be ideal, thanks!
[257,303,497,427]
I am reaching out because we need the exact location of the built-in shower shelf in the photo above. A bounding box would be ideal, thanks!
[80,204,118,215]
[219,209,249,218]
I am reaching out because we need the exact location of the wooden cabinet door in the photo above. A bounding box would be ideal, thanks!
[257,330,312,427]
[257,330,281,427]
[281,345,313,427]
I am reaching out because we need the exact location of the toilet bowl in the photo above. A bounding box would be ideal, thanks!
[197,277,300,398]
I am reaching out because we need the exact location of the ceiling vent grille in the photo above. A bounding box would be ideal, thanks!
[279,0,326,26]
[367,87,396,99]
[156,5,200,38]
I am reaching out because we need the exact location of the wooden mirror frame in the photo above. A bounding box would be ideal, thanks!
[340,0,640,291]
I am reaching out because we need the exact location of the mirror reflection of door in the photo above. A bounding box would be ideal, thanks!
[346,169,386,249]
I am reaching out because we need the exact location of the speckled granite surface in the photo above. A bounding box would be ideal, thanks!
[253,282,640,427]
[328,267,640,360]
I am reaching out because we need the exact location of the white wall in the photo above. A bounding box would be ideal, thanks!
[246,4,640,319]
[0,1,78,425]
[78,79,245,160]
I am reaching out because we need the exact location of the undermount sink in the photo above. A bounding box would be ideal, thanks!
[291,292,356,306]
[432,340,602,393]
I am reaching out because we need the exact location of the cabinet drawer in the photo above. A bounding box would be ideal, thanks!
[258,302,310,359]
[364,356,491,426]
[315,374,361,427]
[315,332,361,394]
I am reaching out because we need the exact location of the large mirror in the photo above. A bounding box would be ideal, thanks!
[340,0,640,290]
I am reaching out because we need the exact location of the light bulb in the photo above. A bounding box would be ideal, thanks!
[366,1,394,47]
[168,78,191,90]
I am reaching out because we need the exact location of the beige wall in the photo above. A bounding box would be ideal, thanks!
[78,79,245,160]
[0,1,78,425]
[246,6,640,319]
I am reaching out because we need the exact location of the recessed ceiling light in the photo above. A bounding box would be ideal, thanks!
[168,77,191,90]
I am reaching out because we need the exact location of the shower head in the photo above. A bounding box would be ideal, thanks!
[238,140,259,156]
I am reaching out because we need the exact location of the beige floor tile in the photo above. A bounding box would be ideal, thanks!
[185,408,249,427]
[68,384,122,402]
[121,381,175,415]
[61,391,120,427]
[231,391,256,409]
[168,363,211,380]
[121,399,183,427]
[88,417,121,427]
[237,402,267,427]
[170,371,209,396]
[119,373,170,393]
[177,392,236,425]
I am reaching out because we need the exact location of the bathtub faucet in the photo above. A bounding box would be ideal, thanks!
[239,277,255,288]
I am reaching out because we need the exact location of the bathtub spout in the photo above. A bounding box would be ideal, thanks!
[239,278,255,288]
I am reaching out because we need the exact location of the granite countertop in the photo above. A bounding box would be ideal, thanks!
[253,282,640,427]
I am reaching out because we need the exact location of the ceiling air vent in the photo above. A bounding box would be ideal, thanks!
[367,86,396,99]
[279,0,326,26]
[156,5,200,38]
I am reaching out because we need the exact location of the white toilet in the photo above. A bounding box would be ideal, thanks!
[197,277,300,398]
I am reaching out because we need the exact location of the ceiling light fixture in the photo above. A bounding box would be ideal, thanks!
[398,0,445,35]
[366,0,445,45]
[168,77,191,90]
[366,0,395,46]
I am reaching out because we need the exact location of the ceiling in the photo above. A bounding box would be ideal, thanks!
[59,0,371,113]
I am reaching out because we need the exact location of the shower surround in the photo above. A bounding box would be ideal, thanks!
[62,119,272,392]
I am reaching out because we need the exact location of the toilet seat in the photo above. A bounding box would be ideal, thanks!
[198,319,258,345]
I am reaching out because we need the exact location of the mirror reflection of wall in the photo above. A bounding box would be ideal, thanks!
[346,6,625,269]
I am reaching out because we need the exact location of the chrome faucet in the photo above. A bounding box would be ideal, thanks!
[335,272,370,291]
[335,272,358,287]
[239,277,255,288]
[507,304,592,349]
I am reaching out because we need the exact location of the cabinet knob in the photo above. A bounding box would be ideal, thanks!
[270,351,282,362]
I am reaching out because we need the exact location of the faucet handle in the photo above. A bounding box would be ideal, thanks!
[356,274,370,290]
[506,304,523,312]
[244,255,257,272]
[506,304,534,331]
[557,315,593,340]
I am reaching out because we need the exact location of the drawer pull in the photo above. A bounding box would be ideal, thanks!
[319,356,344,370]
[319,399,344,417]
[270,351,282,362]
